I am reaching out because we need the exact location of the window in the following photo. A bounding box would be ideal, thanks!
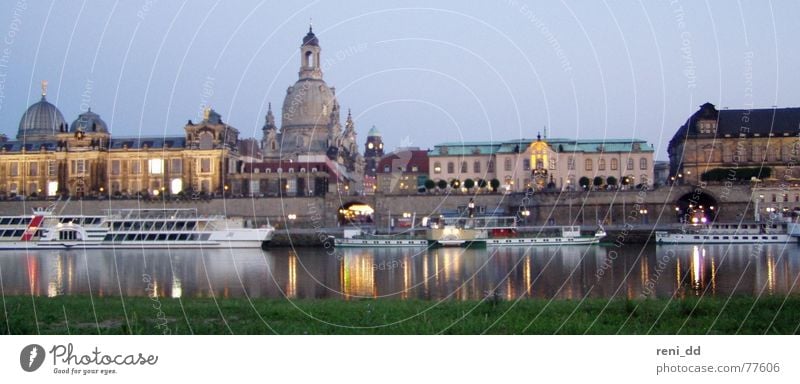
[487,160,495,173]
[131,160,141,174]
[29,162,38,176]
[199,132,213,149]
[473,161,481,173]
[504,158,512,171]
[447,162,455,173]
[584,159,592,171]
[461,161,467,173]
[549,158,556,170]
[627,158,634,170]
[171,158,183,173]
[598,159,606,171]
[200,158,212,173]
[48,161,56,177]
[149,159,164,175]
[611,158,618,170]
[523,159,530,171]
[10,162,18,176]
[71,160,86,175]
[567,157,575,170]
[639,158,648,170]
[111,181,121,193]
[171,178,183,194]
[433,162,442,174]
[411,166,418,172]
[111,160,121,175]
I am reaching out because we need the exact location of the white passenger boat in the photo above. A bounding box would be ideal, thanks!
[0,206,274,250]
[655,221,796,244]
[332,216,605,248]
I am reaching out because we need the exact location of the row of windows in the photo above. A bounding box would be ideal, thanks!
[58,217,103,225]
[5,161,57,177]
[0,229,27,238]
[110,221,198,231]
[692,235,778,241]
[0,217,32,225]
[432,157,649,174]
[252,167,319,174]
[433,161,496,174]
[102,233,209,242]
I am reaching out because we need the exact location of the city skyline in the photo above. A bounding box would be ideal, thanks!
[1,1,799,160]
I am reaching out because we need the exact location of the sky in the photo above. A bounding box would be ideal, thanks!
[0,0,798,160]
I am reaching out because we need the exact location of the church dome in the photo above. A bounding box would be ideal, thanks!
[17,95,67,141]
[281,78,337,129]
[367,125,381,137]
[70,108,108,133]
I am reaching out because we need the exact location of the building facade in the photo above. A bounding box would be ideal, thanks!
[428,135,655,193]
[260,26,364,179]
[0,84,238,199]
[668,102,800,185]
[375,148,429,194]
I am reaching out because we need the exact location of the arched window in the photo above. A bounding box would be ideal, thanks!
[199,132,213,150]
[585,159,593,171]
[610,158,619,170]
[461,161,468,173]
[504,158,512,171]
[639,158,648,170]
[433,162,442,174]
[447,162,454,173]
[598,159,606,170]
[487,160,495,172]
[627,158,634,170]
[473,161,481,173]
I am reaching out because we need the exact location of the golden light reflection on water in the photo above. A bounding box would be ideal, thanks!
[766,251,776,295]
[691,246,704,291]
[287,251,297,298]
[340,251,375,299]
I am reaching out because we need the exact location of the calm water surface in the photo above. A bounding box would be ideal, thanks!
[1,243,799,300]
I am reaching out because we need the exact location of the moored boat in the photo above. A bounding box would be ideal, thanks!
[656,221,796,244]
[0,206,274,250]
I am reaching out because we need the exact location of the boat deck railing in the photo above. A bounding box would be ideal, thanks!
[104,208,219,220]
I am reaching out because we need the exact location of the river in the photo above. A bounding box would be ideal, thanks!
[1,243,798,300]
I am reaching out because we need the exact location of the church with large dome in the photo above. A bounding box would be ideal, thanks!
[261,26,363,175]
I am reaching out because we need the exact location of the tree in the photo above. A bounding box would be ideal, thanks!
[489,178,501,192]
[424,179,436,192]
[464,178,475,190]
[579,176,591,190]
[593,176,604,188]
[477,179,488,189]
[436,179,448,190]
[606,176,618,187]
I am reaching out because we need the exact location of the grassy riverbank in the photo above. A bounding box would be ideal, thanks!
[1,295,798,335]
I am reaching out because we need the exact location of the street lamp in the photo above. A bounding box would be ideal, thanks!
[639,208,648,224]
[287,214,297,221]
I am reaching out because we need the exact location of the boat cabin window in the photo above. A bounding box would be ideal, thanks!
[59,230,79,241]
[0,218,9,225]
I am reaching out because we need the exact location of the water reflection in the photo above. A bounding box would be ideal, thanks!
[0,243,798,300]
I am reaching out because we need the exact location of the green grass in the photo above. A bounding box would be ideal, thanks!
[1,295,798,335]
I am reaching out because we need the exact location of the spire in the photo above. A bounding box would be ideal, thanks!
[543,125,548,139]
[345,108,354,133]
[41,80,48,99]
[264,102,276,130]
[537,132,541,141]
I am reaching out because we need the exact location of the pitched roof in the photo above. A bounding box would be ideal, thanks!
[377,149,429,172]
[670,103,800,148]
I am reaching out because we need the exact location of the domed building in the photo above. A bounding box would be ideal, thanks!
[17,82,68,141]
[70,108,108,133]
[262,26,363,175]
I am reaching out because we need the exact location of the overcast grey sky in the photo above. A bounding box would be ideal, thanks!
[1,0,798,160]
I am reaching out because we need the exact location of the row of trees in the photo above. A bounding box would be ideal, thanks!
[577,176,625,190]
[700,167,772,182]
